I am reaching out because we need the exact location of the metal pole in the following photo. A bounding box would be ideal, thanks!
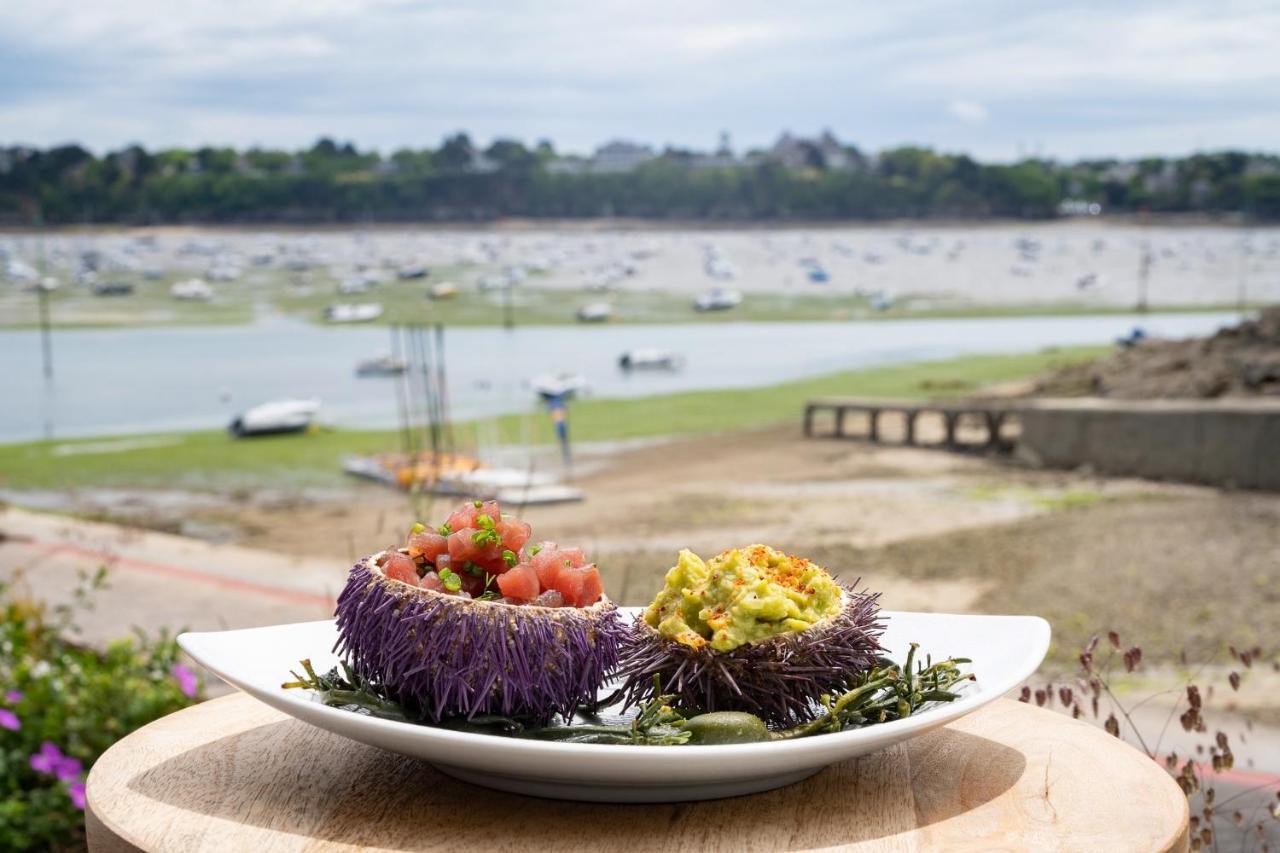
[1136,241,1151,314]
[38,285,53,379]
[1237,229,1249,314]
[35,210,53,378]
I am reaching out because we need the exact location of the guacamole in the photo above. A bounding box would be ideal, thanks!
[643,545,842,652]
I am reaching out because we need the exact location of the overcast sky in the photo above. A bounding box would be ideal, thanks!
[3,0,1278,162]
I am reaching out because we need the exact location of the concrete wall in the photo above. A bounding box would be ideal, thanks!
[1016,398,1280,490]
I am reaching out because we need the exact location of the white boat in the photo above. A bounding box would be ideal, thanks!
[338,274,378,294]
[170,279,214,301]
[355,355,408,377]
[92,281,134,297]
[693,288,742,312]
[428,282,459,300]
[325,303,383,323]
[576,302,614,323]
[618,348,684,371]
[229,399,320,437]
[531,372,589,400]
[397,264,430,280]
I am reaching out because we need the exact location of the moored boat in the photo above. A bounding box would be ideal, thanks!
[229,398,320,437]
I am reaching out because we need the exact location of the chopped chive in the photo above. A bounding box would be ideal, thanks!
[528,544,542,556]
[410,522,425,535]
[502,549,518,568]
[438,523,452,535]
[473,499,483,508]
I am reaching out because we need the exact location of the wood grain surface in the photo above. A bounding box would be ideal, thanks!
[85,694,1188,852]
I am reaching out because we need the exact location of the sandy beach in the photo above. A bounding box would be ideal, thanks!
[3,221,1278,331]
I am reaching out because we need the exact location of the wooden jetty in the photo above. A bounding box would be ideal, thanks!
[803,397,1021,451]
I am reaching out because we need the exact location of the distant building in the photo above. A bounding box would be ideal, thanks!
[1101,162,1139,184]
[764,130,856,171]
[1244,158,1280,178]
[590,140,656,173]
[546,156,590,175]
[1142,162,1178,195]
[468,149,500,174]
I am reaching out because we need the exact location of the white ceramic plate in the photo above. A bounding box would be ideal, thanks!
[179,610,1048,803]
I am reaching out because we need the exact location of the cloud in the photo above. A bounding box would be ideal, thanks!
[946,100,988,124]
[0,0,1278,160]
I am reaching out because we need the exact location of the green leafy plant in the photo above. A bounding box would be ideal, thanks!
[0,569,201,852]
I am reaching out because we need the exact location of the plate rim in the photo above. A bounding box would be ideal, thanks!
[179,609,1050,758]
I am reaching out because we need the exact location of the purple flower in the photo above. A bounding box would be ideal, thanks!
[30,741,84,782]
[55,756,83,783]
[4,690,22,704]
[30,742,64,775]
[0,709,19,731]
[67,781,86,810]
[171,664,198,698]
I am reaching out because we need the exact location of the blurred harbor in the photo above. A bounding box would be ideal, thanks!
[1,310,1240,442]
[1,222,1277,330]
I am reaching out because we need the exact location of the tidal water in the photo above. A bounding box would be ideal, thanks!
[0,311,1243,443]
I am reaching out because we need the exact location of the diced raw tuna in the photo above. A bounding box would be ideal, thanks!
[496,564,539,600]
[477,499,501,522]
[407,531,449,563]
[530,550,562,591]
[496,518,532,553]
[448,528,502,567]
[576,565,604,606]
[554,564,603,607]
[396,499,606,607]
[383,552,419,585]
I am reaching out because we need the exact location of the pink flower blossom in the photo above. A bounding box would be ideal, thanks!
[55,756,83,783]
[171,663,198,698]
[30,742,64,775]
[67,781,86,810]
[0,709,19,731]
[4,690,22,704]
[30,741,82,782]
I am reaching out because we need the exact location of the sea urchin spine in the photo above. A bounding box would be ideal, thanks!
[614,584,884,726]
[335,555,626,724]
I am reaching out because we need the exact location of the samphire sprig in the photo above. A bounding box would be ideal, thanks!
[523,676,691,744]
[281,648,973,744]
[777,644,973,739]
[282,659,409,722]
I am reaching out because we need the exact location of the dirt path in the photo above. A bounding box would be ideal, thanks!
[4,424,1273,663]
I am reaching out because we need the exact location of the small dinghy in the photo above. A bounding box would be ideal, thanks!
[229,399,320,438]
[531,372,590,400]
[325,303,383,323]
[576,302,614,323]
[618,348,684,371]
[693,288,742,312]
[355,355,408,377]
[428,282,459,300]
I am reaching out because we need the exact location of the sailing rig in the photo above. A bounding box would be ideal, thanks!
[342,324,582,506]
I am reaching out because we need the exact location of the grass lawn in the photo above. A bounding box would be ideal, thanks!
[0,346,1104,492]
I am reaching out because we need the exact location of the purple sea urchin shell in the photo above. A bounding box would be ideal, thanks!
[335,553,625,724]
[614,584,884,726]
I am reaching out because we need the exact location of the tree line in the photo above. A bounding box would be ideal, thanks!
[2,135,1278,224]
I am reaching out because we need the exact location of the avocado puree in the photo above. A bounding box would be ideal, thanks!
[643,545,841,652]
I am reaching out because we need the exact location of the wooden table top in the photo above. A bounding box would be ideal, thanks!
[86,693,1188,852]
